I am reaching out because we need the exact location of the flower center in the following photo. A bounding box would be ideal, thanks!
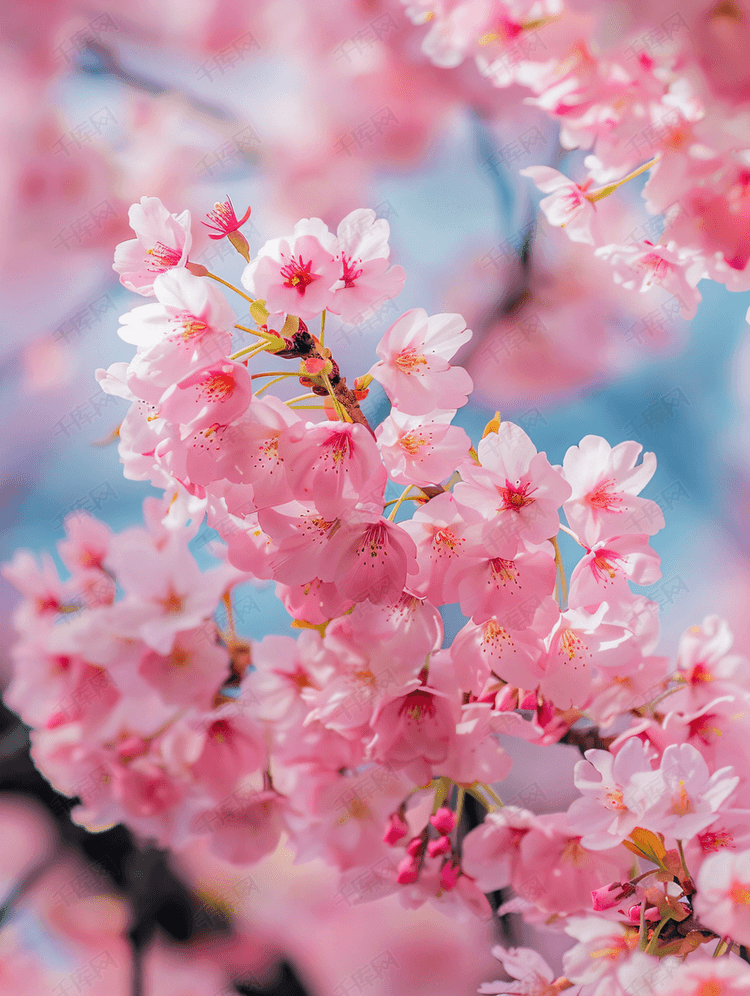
[592,554,618,581]
[340,255,364,288]
[730,881,750,906]
[400,689,437,723]
[483,619,510,645]
[201,371,235,401]
[670,779,693,816]
[699,828,735,852]
[497,479,536,512]
[158,588,184,614]
[352,668,376,687]
[696,980,725,996]
[604,788,627,812]
[690,663,714,684]
[638,244,674,284]
[560,628,588,662]
[489,557,519,585]
[395,348,427,373]
[325,431,354,464]
[561,837,587,866]
[339,797,371,824]
[169,647,191,668]
[146,242,182,271]
[280,255,317,293]
[177,316,208,341]
[586,479,622,510]
[434,527,461,553]
[400,431,427,455]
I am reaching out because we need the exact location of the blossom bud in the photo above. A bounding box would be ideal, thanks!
[430,807,456,834]
[383,812,409,846]
[591,880,635,911]
[519,690,537,711]
[396,855,420,885]
[406,836,425,857]
[427,835,452,858]
[627,903,660,923]
[440,861,461,891]
[117,735,148,761]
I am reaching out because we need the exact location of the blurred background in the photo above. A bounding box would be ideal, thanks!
[1,1,749,993]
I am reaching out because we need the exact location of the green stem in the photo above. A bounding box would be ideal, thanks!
[206,271,255,303]
[586,157,660,203]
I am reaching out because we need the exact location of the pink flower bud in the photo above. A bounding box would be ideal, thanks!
[591,880,635,911]
[396,855,419,885]
[117,735,148,761]
[45,711,70,729]
[440,861,461,891]
[406,836,425,857]
[427,835,452,858]
[383,812,408,846]
[430,807,456,834]
[628,903,660,923]
[519,690,537,711]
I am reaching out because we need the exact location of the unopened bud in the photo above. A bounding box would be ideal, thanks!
[383,812,408,846]
[430,807,456,834]
[396,855,419,885]
[427,835,452,858]
[591,880,635,911]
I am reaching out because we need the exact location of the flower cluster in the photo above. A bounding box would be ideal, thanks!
[403,0,750,318]
[6,196,750,992]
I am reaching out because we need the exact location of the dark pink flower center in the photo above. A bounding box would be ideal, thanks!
[340,254,364,288]
[146,241,182,271]
[497,479,536,512]
[280,255,317,294]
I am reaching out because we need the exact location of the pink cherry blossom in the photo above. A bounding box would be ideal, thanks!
[626,742,738,841]
[655,957,750,996]
[120,269,235,404]
[158,360,253,433]
[278,420,387,518]
[454,421,571,553]
[513,812,632,916]
[595,240,706,319]
[399,492,476,604]
[694,849,750,946]
[369,308,473,416]
[375,408,471,486]
[461,807,538,893]
[540,603,643,710]
[326,512,419,605]
[136,626,231,710]
[452,613,546,695]
[368,680,459,785]
[520,165,599,244]
[566,737,657,849]
[326,208,406,323]
[444,530,557,625]
[562,435,665,546]
[113,196,192,296]
[568,534,662,610]
[241,218,340,320]
[478,946,557,996]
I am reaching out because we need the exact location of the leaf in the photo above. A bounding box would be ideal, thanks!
[249,299,269,324]
[623,827,668,868]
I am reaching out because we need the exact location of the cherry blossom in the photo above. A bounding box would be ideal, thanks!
[562,435,665,546]
[520,165,599,244]
[326,207,406,323]
[241,218,340,320]
[368,309,473,416]
[113,196,192,296]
